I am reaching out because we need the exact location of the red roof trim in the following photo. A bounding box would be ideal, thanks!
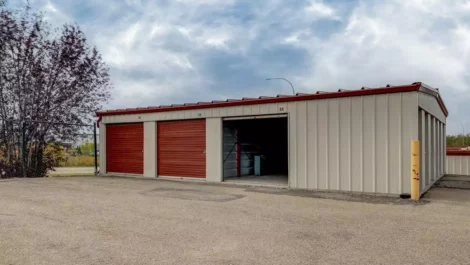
[447,150,470,156]
[96,82,448,117]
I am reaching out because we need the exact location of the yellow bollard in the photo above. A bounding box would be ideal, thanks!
[411,140,420,200]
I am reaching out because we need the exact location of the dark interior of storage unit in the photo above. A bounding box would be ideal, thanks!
[223,117,288,186]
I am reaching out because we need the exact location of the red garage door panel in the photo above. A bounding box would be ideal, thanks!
[106,123,144,174]
[157,120,206,178]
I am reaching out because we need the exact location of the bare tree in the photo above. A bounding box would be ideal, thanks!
[0,4,112,177]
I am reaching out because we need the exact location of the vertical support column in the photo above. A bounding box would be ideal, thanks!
[143,122,157,178]
[433,118,437,181]
[427,113,431,186]
[94,123,98,175]
[420,110,426,191]
[441,122,444,175]
[411,140,420,200]
[437,121,440,177]
[99,123,107,174]
[206,118,223,182]
[444,124,447,174]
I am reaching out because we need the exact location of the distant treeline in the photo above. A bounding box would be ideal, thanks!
[447,135,470,147]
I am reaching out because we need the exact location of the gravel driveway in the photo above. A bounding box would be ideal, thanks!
[0,176,469,265]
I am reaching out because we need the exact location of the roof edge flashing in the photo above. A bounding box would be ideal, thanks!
[96,82,447,118]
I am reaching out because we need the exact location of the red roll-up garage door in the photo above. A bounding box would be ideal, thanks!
[157,119,206,178]
[106,123,144,174]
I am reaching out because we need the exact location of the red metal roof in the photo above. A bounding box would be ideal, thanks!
[96,82,448,117]
[447,150,470,156]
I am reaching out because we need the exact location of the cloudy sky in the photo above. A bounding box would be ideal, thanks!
[12,0,470,134]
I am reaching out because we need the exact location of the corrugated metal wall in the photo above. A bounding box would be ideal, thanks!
[419,110,446,193]
[447,156,470,175]
[287,93,418,194]
[101,91,448,194]
[222,127,254,177]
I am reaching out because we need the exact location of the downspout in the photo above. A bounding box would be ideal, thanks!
[96,115,102,128]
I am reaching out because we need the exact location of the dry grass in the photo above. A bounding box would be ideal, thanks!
[59,155,99,167]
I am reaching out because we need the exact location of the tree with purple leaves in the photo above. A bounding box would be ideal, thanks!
[0,2,112,178]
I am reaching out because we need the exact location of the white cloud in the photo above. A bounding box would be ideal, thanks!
[28,0,470,134]
[299,0,470,134]
[305,1,340,20]
[44,0,58,13]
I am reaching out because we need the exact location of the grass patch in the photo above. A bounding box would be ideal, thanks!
[59,155,99,167]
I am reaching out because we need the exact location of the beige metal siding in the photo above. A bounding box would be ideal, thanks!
[418,109,446,194]
[339,97,351,191]
[350,97,363,192]
[362,96,376,192]
[143,122,156,178]
[447,156,470,175]
[317,100,328,190]
[102,91,421,194]
[388,94,402,194]
[418,92,446,123]
[206,118,223,182]
[298,93,419,194]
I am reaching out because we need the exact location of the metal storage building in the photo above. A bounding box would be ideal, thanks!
[96,82,448,195]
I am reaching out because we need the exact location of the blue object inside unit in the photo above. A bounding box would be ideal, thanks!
[254,155,261,176]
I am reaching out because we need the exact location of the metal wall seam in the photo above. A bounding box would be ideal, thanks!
[373,96,376,193]
[435,118,438,179]
[466,152,470,175]
[431,117,434,182]
[339,97,351,191]
[326,100,329,190]
[420,110,426,191]
[437,121,440,176]
[444,124,447,173]
[361,96,364,192]
[441,122,447,175]
[427,113,432,186]
[385,94,389,193]
[436,119,438,179]
[327,99,339,190]
[315,101,319,189]
[318,100,328,189]
[289,102,297,188]
[398,93,402,194]
[337,99,341,190]
[305,101,308,189]
[306,101,315,189]
[458,156,461,175]
[348,98,352,191]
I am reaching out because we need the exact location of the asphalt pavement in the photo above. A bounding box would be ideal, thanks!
[0,176,469,265]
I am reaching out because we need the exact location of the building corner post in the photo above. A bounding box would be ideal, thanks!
[411,140,420,200]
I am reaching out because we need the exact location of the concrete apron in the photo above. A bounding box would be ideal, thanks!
[435,175,470,189]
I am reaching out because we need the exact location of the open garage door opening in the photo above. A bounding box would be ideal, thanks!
[223,116,288,187]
